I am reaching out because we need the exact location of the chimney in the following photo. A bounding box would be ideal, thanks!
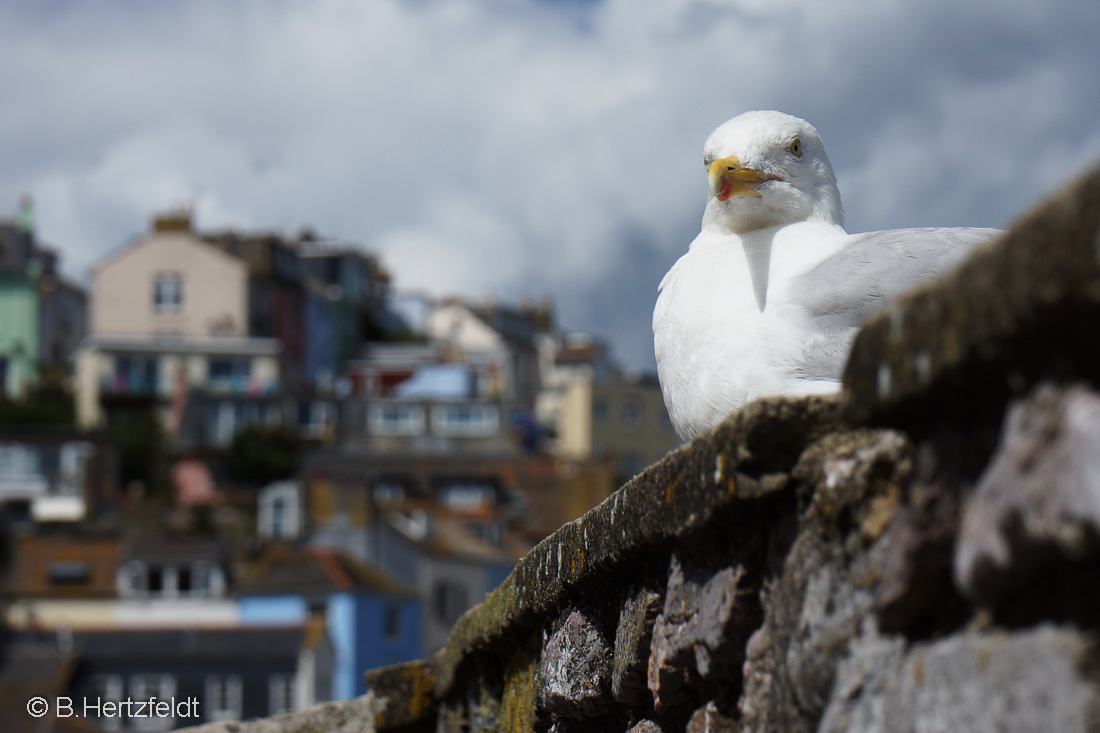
[153,209,192,233]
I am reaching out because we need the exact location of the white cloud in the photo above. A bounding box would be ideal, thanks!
[1,0,1098,369]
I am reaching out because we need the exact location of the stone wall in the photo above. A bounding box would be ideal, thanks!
[188,165,1100,733]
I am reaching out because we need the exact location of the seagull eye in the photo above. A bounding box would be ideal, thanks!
[788,138,802,158]
[703,155,714,169]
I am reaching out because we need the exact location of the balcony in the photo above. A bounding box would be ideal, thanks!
[203,376,279,396]
[100,373,160,397]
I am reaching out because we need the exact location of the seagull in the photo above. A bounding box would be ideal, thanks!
[654,111,999,441]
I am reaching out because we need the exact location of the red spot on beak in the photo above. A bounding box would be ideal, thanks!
[716,178,733,202]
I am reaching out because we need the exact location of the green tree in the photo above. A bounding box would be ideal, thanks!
[108,408,166,495]
[226,425,299,487]
[0,368,75,426]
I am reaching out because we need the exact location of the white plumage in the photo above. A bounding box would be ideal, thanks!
[654,111,999,440]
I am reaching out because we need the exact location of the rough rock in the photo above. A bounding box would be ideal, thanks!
[819,626,1100,732]
[624,721,667,733]
[875,435,978,635]
[738,430,909,733]
[648,556,752,713]
[956,383,1100,618]
[363,660,436,731]
[538,609,615,717]
[684,701,738,732]
[612,585,663,705]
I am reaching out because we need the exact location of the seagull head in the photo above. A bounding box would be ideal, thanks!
[702,111,844,234]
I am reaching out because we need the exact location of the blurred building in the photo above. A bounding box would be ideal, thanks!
[4,533,122,630]
[287,459,523,656]
[237,544,421,700]
[63,625,331,727]
[201,229,306,387]
[298,240,391,369]
[0,429,114,526]
[76,212,286,440]
[3,533,237,630]
[74,213,394,489]
[537,332,678,483]
[342,295,548,450]
[0,197,86,397]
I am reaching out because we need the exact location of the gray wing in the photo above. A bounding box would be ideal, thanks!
[793,226,1001,380]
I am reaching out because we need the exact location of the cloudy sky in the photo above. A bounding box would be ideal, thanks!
[2,0,1098,369]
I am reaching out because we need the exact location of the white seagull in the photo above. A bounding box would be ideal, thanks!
[654,111,999,441]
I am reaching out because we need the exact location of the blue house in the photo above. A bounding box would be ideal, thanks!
[303,281,338,392]
[237,545,421,700]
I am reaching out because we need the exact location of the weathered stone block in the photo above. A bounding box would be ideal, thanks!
[624,721,667,733]
[648,556,752,714]
[364,661,436,732]
[875,438,972,635]
[685,701,738,732]
[539,609,615,718]
[739,430,908,733]
[612,585,662,706]
[820,626,1100,732]
[955,383,1100,618]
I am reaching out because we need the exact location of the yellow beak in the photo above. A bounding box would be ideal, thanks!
[707,155,774,201]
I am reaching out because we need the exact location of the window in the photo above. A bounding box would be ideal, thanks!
[191,562,211,595]
[112,354,159,394]
[58,442,93,496]
[0,444,37,479]
[298,401,334,439]
[211,401,237,445]
[48,562,90,585]
[119,561,145,596]
[146,566,164,594]
[205,674,242,722]
[153,273,183,314]
[130,674,176,731]
[91,675,123,731]
[271,496,289,538]
[269,674,295,715]
[431,404,499,437]
[372,481,405,504]
[207,358,252,394]
[438,483,495,511]
[368,404,425,436]
[208,357,251,380]
[621,396,642,430]
[177,565,192,594]
[432,581,469,624]
[592,396,609,423]
[260,488,300,541]
[385,604,403,641]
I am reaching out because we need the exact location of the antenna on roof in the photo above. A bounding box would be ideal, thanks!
[16,194,34,234]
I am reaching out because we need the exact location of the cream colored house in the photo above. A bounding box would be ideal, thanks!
[74,213,285,437]
[553,373,677,480]
[91,213,248,339]
[537,335,678,481]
